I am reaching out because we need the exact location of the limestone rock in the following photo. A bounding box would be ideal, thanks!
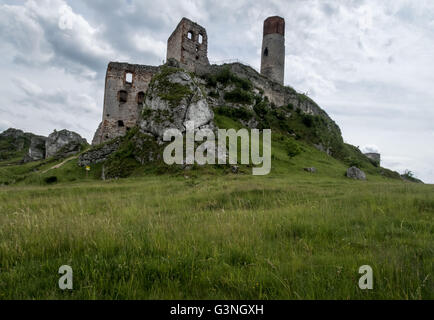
[304,167,317,173]
[91,122,103,146]
[0,128,27,152]
[23,136,47,162]
[346,166,366,180]
[46,129,88,159]
[139,68,214,139]
[0,128,35,162]
[0,128,25,140]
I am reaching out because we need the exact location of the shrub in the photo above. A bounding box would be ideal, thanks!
[345,157,363,168]
[285,138,302,158]
[253,101,269,117]
[44,176,58,184]
[302,114,314,127]
[224,88,254,104]
[216,68,232,84]
[215,106,254,121]
[209,91,219,98]
[204,67,253,91]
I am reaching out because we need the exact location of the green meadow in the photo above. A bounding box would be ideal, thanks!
[0,167,432,299]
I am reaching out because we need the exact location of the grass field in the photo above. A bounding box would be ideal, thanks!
[0,172,432,299]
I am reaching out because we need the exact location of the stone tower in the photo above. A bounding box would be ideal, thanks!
[260,16,285,85]
[92,62,158,145]
[166,17,209,73]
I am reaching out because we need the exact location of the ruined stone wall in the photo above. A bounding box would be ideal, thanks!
[260,16,285,85]
[93,62,158,145]
[199,62,331,119]
[365,153,381,165]
[167,17,209,73]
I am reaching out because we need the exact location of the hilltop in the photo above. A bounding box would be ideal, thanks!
[0,62,414,185]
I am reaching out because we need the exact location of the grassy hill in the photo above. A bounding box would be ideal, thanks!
[0,65,431,300]
[0,120,432,299]
[0,172,432,299]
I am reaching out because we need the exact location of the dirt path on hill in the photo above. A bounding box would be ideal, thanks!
[41,156,78,174]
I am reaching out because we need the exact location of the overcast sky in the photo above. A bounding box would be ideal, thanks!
[0,0,433,182]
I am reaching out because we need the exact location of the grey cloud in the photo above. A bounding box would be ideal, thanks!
[0,0,433,182]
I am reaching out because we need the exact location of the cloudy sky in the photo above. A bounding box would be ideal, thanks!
[0,0,433,182]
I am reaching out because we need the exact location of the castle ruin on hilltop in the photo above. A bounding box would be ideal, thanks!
[92,17,286,145]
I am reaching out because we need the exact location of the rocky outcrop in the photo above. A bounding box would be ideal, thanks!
[46,129,88,159]
[0,128,25,139]
[139,67,214,139]
[304,167,317,173]
[0,128,34,161]
[78,138,121,166]
[0,128,27,151]
[346,167,366,180]
[23,135,47,162]
[91,122,103,146]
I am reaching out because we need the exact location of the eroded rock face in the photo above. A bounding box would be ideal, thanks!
[346,166,366,180]
[0,128,27,152]
[91,122,103,146]
[23,136,47,162]
[139,68,214,139]
[46,129,88,159]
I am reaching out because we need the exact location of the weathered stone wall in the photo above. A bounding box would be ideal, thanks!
[93,62,158,145]
[201,62,326,118]
[365,152,381,165]
[260,16,285,85]
[167,17,209,73]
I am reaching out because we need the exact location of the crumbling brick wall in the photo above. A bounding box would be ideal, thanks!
[92,62,158,145]
[167,17,209,73]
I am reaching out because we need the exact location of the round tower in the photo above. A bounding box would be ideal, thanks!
[260,16,285,85]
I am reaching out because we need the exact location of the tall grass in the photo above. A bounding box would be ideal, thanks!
[0,174,432,299]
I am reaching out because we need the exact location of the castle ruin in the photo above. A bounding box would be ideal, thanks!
[364,152,381,166]
[166,18,210,73]
[92,17,286,145]
[260,16,285,85]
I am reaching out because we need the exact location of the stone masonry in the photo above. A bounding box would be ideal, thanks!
[364,152,381,166]
[92,16,288,146]
[92,63,158,145]
[167,17,209,73]
[260,16,285,85]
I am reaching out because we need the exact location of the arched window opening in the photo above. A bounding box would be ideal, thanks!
[264,47,269,57]
[118,120,125,127]
[198,34,203,44]
[187,31,193,40]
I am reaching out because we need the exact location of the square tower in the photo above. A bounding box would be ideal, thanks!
[92,62,158,145]
[167,17,209,73]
